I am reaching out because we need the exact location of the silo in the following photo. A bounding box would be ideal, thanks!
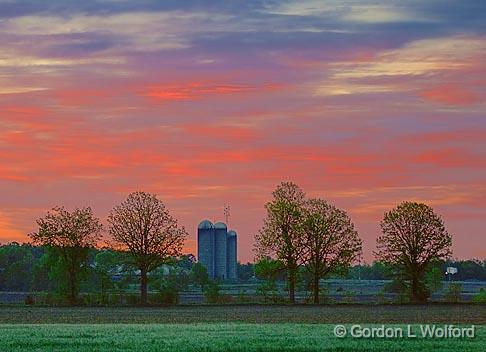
[213,222,227,280]
[197,220,215,279]
[226,230,237,280]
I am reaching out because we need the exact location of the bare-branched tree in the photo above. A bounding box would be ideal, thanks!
[29,206,102,304]
[375,201,452,302]
[302,198,362,303]
[108,191,187,304]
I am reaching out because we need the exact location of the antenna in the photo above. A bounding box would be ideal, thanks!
[224,204,231,227]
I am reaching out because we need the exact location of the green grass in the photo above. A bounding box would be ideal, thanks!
[0,324,483,351]
[0,305,484,351]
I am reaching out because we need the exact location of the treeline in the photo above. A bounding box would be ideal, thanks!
[0,182,482,305]
[1,242,484,294]
[347,261,486,281]
[0,243,197,297]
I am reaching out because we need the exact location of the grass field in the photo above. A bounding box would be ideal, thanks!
[0,305,484,351]
[0,323,484,351]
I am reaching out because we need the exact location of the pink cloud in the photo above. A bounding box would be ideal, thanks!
[144,82,283,102]
[420,83,481,105]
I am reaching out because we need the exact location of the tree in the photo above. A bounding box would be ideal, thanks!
[302,198,362,303]
[0,243,35,291]
[177,254,196,271]
[29,206,102,303]
[254,182,306,303]
[348,261,390,280]
[375,202,452,303]
[237,262,255,282]
[107,191,187,304]
[93,249,124,298]
[191,262,209,290]
[254,257,284,282]
[425,266,444,294]
[254,257,284,302]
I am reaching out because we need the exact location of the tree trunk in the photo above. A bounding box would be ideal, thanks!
[313,271,320,304]
[69,274,77,305]
[68,264,77,305]
[410,274,428,303]
[288,268,296,304]
[140,267,148,305]
[411,276,418,302]
[411,276,423,303]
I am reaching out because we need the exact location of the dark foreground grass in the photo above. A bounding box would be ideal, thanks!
[0,304,485,324]
[0,324,484,352]
[0,306,483,351]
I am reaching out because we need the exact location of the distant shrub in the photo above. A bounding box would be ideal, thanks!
[80,293,90,306]
[34,292,49,305]
[325,297,336,304]
[150,287,179,305]
[425,266,444,294]
[375,291,388,304]
[270,292,286,304]
[318,285,330,304]
[443,283,462,303]
[218,294,234,304]
[384,278,411,304]
[256,281,278,303]
[472,288,486,304]
[342,291,356,304]
[303,286,330,304]
[126,294,139,305]
[203,281,221,304]
[237,289,251,303]
[24,294,35,305]
[97,293,109,305]
[35,292,68,305]
[80,293,100,306]
[394,291,410,304]
[384,279,408,294]
[108,293,121,305]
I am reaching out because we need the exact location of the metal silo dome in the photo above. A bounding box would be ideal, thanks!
[227,230,236,237]
[214,222,227,229]
[198,220,213,229]
[198,220,215,279]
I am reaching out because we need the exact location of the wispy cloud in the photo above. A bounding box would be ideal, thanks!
[265,0,433,24]
[0,12,228,51]
[312,35,486,104]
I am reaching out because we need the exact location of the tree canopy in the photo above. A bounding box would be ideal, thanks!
[108,191,187,304]
[29,206,102,303]
[302,198,362,303]
[254,182,307,303]
[375,201,452,302]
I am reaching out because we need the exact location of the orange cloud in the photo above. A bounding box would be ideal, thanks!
[0,212,26,243]
[145,82,282,101]
[0,166,29,182]
[420,83,481,105]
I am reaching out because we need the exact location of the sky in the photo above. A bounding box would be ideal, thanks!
[0,0,485,263]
